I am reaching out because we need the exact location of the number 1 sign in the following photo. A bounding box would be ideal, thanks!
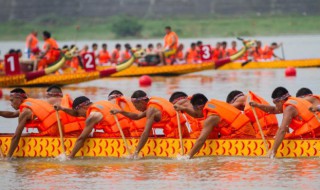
[4,53,21,75]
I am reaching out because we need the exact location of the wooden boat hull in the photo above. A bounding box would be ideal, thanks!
[1,136,319,158]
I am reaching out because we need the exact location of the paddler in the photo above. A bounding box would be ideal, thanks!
[111,44,121,65]
[37,31,60,70]
[110,90,189,159]
[98,43,111,65]
[107,90,147,137]
[54,96,131,159]
[6,88,60,159]
[174,93,255,159]
[25,30,38,58]
[226,90,278,138]
[296,88,320,106]
[159,26,179,65]
[263,42,282,60]
[185,43,199,64]
[226,41,237,56]
[169,92,218,139]
[250,87,320,158]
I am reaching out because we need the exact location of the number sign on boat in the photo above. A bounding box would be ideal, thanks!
[82,52,96,71]
[4,53,21,75]
[200,45,212,61]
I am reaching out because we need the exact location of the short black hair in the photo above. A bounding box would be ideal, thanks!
[102,43,107,48]
[165,26,171,30]
[9,49,16,54]
[92,43,98,47]
[136,44,142,48]
[131,90,148,101]
[108,90,123,97]
[191,43,196,47]
[72,96,90,110]
[124,43,131,49]
[43,31,51,38]
[15,49,21,53]
[148,44,153,48]
[62,45,69,49]
[169,91,188,103]
[46,85,62,93]
[190,93,208,106]
[196,41,202,46]
[271,42,277,46]
[226,90,243,103]
[296,87,313,97]
[271,87,289,99]
[10,88,26,94]
[221,41,227,45]
[116,44,121,48]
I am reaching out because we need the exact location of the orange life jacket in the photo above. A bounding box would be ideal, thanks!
[211,48,221,61]
[112,49,120,63]
[203,99,255,138]
[244,91,278,138]
[43,38,60,61]
[283,97,320,138]
[99,50,110,64]
[86,101,130,136]
[227,48,237,56]
[121,50,131,62]
[175,50,184,60]
[220,48,227,58]
[164,31,179,50]
[147,97,189,137]
[263,45,274,60]
[20,98,58,136]
[252,47,264,61]
[186,48,198,63]
[26,34,38,49]
[59,94,85,136]
[114,97,147,137]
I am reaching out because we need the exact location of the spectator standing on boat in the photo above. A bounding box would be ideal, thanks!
[98,43,111,65]
[111,44,121,65]
[6,88,60,160]
[37,31,60,70]
[174,93,256,159]
[250,87,320,158]
[25,31,39,58]
[226,90,278,138]
[185,43,199,64]
[263,42,282,60]
[54,96,131,159]
[110,90,189,159]
[159,26,179,65]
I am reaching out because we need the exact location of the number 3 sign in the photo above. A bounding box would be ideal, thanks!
[4,53,21,75]
[199,45,212,61]
[82,52,96,71]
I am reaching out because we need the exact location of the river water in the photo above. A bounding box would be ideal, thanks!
[0,35,320,190]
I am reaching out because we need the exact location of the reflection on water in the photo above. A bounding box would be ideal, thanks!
[0,157,319,190]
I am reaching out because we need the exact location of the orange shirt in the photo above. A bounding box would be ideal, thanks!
[164,31,179,50]
[43,38,59,61]
[263,45,274,59]
[26,34,38,49]
[211,48,221,61]
[99,50,110,64]
[121,50,131,62]
[227,48,237,56]
[176,50,184,60]
[111,49,120,64]
[186,48,198,63]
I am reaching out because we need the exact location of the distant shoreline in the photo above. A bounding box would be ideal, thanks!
[0,15,319,41]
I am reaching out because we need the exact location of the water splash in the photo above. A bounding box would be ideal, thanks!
[55,153,69,162]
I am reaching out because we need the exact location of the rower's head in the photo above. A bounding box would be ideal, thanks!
[156,43,162,49]
[115,43,121,51]
[272,87,290,110]
[43,31,51,40]
[296,88,313,98]
[72,96,92,117]
[221,41,227,49]
[256,41,262,48]
[46,85,63,105]
[190,93,208,112]
[226,90,246,111]
[231,41,237,48]
[125,43,131,50]
[147,43,154,51]
[10,88,28,110]
[102,43,107,50]
[271,42,278,49]
[131,90,149,112]
[108,90,123,101]
[191,43,196,50]
[92,43,98,51]
[32,30,38,36]
[165,26,172,34]
[169,91,188,104]
[177,44,184,51]
[197,41,203,47]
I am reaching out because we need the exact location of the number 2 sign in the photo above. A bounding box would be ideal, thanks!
[200,45,212,61]
[4,53,21,75]
[82,52,96,71]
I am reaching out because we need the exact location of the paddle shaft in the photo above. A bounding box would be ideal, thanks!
[55,110,66,154]
[113,115,131,154]
[176,111,184,155]
[251,106,269,153]
[281,44,286,60]
[0,143,4,158]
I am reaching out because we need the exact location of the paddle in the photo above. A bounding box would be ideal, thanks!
[0,144,4,158]
[176,111,184,156]
[55,110,66,155]
[280,43,286,60]
[241,59,252,67]
[113,115,131,155]
[251,106,269,153]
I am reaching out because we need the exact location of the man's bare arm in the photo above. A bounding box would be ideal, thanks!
[250,102,282,114]
[110,109,146,120]
[0,111,19,118]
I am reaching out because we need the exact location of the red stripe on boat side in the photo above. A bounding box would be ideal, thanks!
[214,58,231,69]
[99,68,117,77]
[25,70,46,81]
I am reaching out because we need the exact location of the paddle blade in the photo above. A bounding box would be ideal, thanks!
[241,59,252,67]
[55,153,69,161]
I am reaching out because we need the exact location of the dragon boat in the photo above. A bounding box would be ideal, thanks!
[0,135,319,158]
[0,39,255,87]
